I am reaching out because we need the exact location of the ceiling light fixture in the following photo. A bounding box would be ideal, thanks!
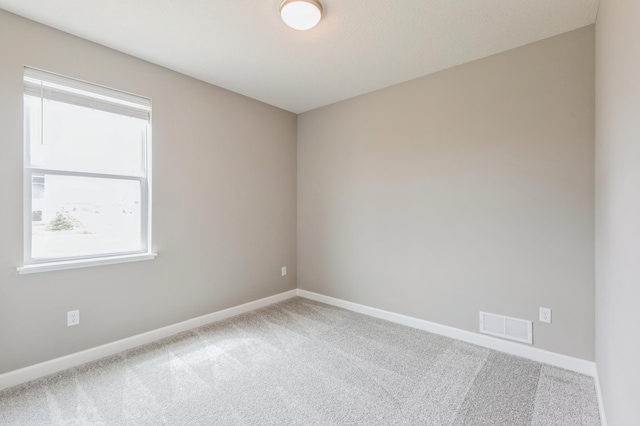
[280,0,323,31]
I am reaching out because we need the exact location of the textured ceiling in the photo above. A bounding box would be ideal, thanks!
[0,0,599,113]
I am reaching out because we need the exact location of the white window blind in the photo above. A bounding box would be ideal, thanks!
[24,67,151,121]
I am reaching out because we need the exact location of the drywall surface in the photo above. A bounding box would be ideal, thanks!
[595,0,640,423]
[0,10,297,373]
[298,26,595,360]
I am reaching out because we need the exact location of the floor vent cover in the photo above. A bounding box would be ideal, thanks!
[479,311,532,344]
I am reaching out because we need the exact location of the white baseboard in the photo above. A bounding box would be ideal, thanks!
[297,289,597,377]
[0,289,297,391]
[593,366,608,426]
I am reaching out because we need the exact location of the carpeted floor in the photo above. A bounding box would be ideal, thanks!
[0,297,600,425]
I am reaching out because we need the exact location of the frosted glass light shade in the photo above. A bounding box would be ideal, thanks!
[280,0,323,30]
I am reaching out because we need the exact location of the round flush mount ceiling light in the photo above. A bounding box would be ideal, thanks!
[280,0,323,31]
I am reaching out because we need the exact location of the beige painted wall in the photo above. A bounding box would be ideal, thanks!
[595,0,640,423]
[298,26,595,360]
[0,10,297,374]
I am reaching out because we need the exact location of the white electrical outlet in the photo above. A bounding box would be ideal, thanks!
[281,266,287,276]
[539,307,551,324]
[67,310,80,327]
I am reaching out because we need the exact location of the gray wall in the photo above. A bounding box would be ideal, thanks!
[595,0,640,423]
[0,10,297,374]
[298,26,595,360]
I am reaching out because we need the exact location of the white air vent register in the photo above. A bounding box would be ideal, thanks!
[479,311,532,344]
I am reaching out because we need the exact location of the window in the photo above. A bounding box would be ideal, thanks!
[18,68,155,274]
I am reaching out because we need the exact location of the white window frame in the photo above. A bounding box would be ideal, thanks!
[17,67,156,274]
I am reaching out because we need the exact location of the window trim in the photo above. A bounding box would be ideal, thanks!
[19,67,155,273]
[17,253,157,275]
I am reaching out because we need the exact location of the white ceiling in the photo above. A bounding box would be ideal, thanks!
[0,0,599,113]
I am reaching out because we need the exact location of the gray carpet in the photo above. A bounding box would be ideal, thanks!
[0,297,600,425]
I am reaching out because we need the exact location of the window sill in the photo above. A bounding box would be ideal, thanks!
[17,253,157,275]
